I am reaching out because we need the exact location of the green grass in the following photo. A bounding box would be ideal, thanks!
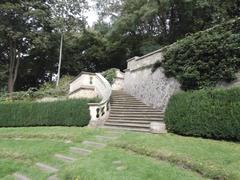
[0,127,239,180]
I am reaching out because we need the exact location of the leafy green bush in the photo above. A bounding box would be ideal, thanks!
[0,99,90,127]
[102,69,117,84]
[162,18,240,90]
[0,76,74,102]
[165,87,240,141]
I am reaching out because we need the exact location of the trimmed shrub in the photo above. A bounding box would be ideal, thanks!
[162,18,240,90]
[0,99,90,127]
[165,88,240,141]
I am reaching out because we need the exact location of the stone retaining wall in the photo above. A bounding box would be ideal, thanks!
[124,49,181,110]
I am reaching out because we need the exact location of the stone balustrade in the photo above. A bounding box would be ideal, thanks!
[88,73,112,127]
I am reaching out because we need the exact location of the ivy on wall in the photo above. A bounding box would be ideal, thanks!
[161,18,240,90]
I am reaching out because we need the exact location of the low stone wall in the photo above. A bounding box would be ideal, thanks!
[112,69,124,91]
[124,49,181,110]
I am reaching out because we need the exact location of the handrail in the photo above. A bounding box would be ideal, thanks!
[88,73,112,127]
[89,73,112,106]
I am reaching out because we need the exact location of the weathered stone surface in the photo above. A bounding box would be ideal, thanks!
[13,173,30,180]
[95,135,117,142]
[82,141,106,148]
[116,166,127,171]
[36,163,58,173]
[150,122,167,134]
[54,154,76,162]
[70,147,92,156]
[124,50,181,110]
[112,160,122,165]
[47,175,58,180]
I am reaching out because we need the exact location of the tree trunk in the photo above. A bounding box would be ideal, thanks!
[56,33,64,87]
[8,39,19,99]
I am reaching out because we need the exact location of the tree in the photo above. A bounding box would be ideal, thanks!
[49,0,87,87]
[0,1,53,95]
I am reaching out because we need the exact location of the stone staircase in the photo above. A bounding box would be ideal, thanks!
[104,91,165,133]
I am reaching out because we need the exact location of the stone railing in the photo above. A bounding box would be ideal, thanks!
[88,73,112,127]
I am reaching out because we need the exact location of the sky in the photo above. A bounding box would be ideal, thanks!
[85,0,98,26]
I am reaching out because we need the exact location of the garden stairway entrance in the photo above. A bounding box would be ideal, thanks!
[104,90,166,133]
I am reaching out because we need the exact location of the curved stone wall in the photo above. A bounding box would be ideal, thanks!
[124,49,181,110]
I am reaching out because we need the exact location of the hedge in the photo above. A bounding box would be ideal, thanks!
[0,99,90,127]
[162,17,240,90]
[165,88,240,141]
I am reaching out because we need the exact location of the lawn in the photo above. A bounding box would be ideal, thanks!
[0,127,239,180]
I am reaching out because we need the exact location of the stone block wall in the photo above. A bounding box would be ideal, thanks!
[124,49,181,110]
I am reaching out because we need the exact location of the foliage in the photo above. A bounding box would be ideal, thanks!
[0,99,90,127]
[162,18,240,90]
[165,87,240,141]
[102,68,117,84]
[0,76,73,102]
[1,0,240,92]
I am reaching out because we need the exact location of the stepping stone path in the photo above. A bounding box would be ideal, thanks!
[95,135,118,142]
[112,160,122,165]
[112,160,127,171]
[12,131,123,180]
[13,173,30,180]
[116,166,127,171]
[36,162,59,173]
[48,175,58,180]
[70,147,92,156]
[82,141,106,148]
[54,154,76,162]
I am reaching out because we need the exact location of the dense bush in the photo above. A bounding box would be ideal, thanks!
[162,18,240,90]
[102,68,117,84]
[0,76,74,102]
[0,99,90,127]
[165,88,240,141]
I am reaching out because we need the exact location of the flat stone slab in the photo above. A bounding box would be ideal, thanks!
[82,141,106,148]
[54,154,76,162]
[36,163,58,173]
[116,166,127,171]
[95,136,117,142]
[70,147,92,156]
[47,175,58,180]
[64,140,72,144]
[112,160,122,165]
[13,173,30,180]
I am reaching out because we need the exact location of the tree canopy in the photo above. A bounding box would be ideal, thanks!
[0,0,239,92]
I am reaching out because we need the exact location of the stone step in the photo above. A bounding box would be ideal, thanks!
[36,163,59,173]
[111,101,143,105]
[110,111,164,115]
[54,154,76,162]
[13,173,30,180]
[111,102,146,106]
[111,97,139,100]
[105,122,150,129]
[70,147,92,156]
[110,114,164,118]
[110,108,162,112]
[107,120,151,124]
[103,125,150,133]
[82,141,106,148]
[108,117,163,121]
[111,104,151,109]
